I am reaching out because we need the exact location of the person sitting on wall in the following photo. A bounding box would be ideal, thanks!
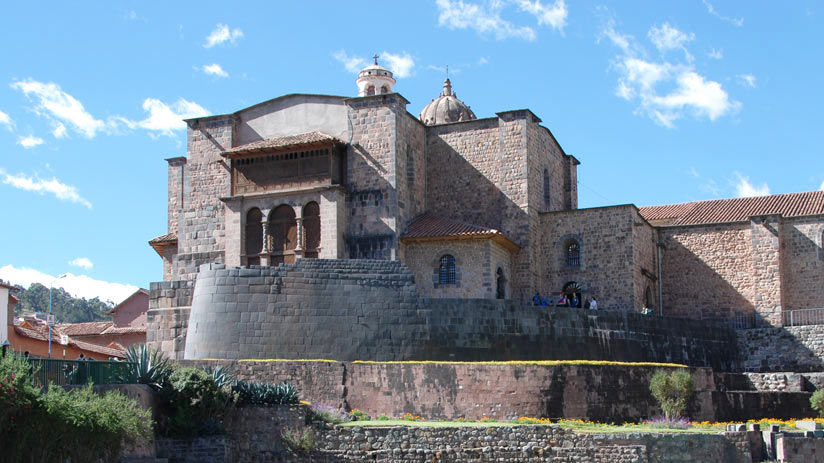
[557,293,567,307]
[590,297,598,310]
[571,294,579,308]
[584,297,591,309]
[540,297,548,307]
[533,292,542,306]
[642,305,653,315]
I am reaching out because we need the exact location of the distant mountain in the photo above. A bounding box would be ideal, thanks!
[7,281,114,323]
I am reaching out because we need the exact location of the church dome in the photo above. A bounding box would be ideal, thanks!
[419,78,476,125]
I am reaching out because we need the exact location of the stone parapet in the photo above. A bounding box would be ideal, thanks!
[737,325,824,372]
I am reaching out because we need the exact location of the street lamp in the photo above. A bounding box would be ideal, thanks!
[48,273,67,358]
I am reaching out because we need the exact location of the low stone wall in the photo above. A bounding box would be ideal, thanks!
[737,325,824,372]
[777,433,824,463]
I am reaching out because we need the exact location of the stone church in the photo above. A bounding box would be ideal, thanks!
[150,58,824,334]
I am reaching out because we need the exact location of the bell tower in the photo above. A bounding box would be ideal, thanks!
[356,54,396,96]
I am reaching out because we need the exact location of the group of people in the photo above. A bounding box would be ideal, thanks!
[532,292,597,310]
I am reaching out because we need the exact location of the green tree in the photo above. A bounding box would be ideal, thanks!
[810,389,824,417]
[13,282,114,323]
[649,369,694,420]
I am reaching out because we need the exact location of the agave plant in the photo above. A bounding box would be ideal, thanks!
[117,344,173,390]
[202,364,236,389]
[232,380,300,406]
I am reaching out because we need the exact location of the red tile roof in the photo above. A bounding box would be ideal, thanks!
[222,131,341,156]
[55,321,112,336]
[149,233,177,255]
[639,190,824,226]
[102,325,146,335]
[14,325,126,358]
[402,215,520,250]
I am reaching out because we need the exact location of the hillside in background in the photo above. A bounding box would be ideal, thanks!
[4,281,114,323]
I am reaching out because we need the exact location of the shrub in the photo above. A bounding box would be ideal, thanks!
[644,415,692,429]
[281,427,316,454]
[160,366,231,436]
[0,353,40,434]
[308,403,351,424]
[233,380,300,406]
[349,408,371,421]
[118,344,173,390]
[810,389,824,417]
[203,364,236,389]
[650,369,694,420]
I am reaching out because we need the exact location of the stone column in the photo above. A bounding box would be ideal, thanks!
[260,219,270,266]
[294,206,303,260]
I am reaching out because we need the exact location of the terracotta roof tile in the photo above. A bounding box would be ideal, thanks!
[13,325,126,358]
[55,321,112,336]
[402,215,520,250]
[639,190,824,226]
[222,131,341,156]
[149,233,177,244]
[102,325,146,335]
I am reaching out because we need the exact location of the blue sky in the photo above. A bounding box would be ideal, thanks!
[1,1,822,304]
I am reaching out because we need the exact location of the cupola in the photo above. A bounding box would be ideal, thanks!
[356,55,396,96]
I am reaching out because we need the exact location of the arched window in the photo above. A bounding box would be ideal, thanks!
[380,85,389,94]
[566,240,580,267]
[543,168,550,210]
[245,208,263,266]
[645,286,654,309]
[496,268,506,299]
[438,254,456,284]
[367,85,376,96]
[302,202,321,259]
[269,205,297,265]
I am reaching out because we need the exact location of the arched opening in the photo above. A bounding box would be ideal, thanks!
[645,286,654,310]
[380,85,389,94]
[366,85,376,96]
[245,208,263,266]
[269,205,297,265]
[543,168,550,210]
[562,281,582,308]
[438,254,456,284]
[302,202,321,259]
[566,239,580,268]
[496,267,506,299]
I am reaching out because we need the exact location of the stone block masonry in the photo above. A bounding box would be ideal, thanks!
[176,258,736,369]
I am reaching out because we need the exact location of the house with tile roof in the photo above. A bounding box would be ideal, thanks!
[148,58,824,362]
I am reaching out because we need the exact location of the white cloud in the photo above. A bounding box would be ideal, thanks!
[0,265,137,304]
[381,51,415,78]
[52,122,67,138]
[514,0,567,31]
[702,0,744,27]
[136,98,210,136]
[602,20,739,128]
[202,63,229,78]
[203,23,244,48]
[0,168,92,208]
[69,257,93,270]
[17,135,44,149]
[11,79,112,138]
[0,110,13,129]
[435,0,537,41]
[707,48,723,60]
[820,180,824,191]
[737,74,757,88]
[333,50,367,73]
[477,56,489,66]
[733,172,769,198]
[648,23,694,61]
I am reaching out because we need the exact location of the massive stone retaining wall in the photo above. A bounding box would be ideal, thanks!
[186,360,814,423]
[737,325,824,372]
[176,259,736,369]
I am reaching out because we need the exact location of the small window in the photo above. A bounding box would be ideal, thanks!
[496,268,506,299]
[567,241,580,267]
[543,168,550,209]
[438,254,456,284]
[380,85,389,94]
[367,85,376,96]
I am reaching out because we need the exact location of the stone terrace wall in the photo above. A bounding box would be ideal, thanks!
[315,426,754,463]
[181,258,736,370]
[737,325,824,372]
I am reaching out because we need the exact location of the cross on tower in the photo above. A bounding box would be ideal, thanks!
[373,54,379,65]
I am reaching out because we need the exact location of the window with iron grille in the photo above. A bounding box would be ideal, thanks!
[439,254,456,284]
[567,241,580,267]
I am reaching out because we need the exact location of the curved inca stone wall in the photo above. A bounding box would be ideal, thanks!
[183,259,736,369]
